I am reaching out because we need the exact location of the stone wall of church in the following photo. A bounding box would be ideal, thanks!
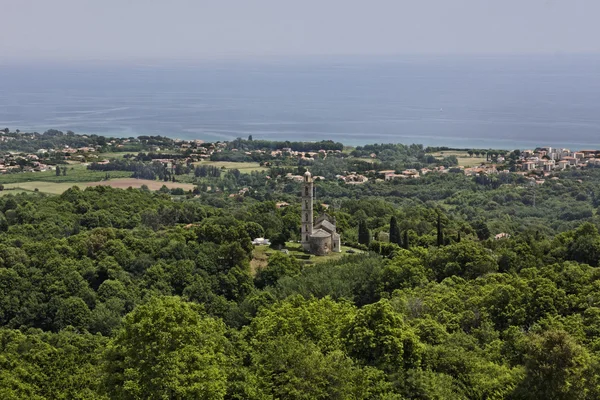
[309,236,331,256]
[332,234,341,253]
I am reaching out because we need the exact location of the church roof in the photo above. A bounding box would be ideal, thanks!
[315,219,336,234]
[315,213,334,225]
[310,229,331,238]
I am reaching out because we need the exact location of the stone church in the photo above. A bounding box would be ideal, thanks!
[301,171,341,256]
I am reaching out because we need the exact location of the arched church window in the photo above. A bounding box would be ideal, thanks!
[305,187,309,196]
[305,213,309,222]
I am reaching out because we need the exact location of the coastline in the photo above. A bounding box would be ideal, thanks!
[4,126,599,152]
[3,54,600,152]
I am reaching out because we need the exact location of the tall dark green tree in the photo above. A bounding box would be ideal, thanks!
[403,231,409,249]
[437,213,444,247]
[358,221,371,246]
[389,216,401,245]
[472,220,491,241]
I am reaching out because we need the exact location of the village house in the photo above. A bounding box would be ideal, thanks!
[562,156,578,166]
[557,160,569,170]
[338,173,368,184]
[522,161,536,171]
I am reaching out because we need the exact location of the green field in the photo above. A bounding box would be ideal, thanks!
[194,161,266,174]
[353,157,377,164]
[250,242,362,275]
[4,178,196,195]
[429,151,488,167]
[3,181,77,195]
[0,164,132,185]
[96,152,131,159]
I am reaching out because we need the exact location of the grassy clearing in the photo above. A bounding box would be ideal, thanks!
[86,178,195,191]
[353,157,377,164]
[250,243,363,276]
[429,151,488,167]
[97,152,132,159]
[3,182,77,195]
[4,178,196,195]
[0,164,131,185]
[193,161,266,174]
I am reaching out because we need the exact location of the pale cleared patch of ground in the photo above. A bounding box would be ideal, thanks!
[4,181,77,194]
[4,178,195,195]
[96,152,131,159]
[193,161,266,174]
[354,157,377,163]
[86,178,195,191]
[250,245,270,276]
[250,243,363,276]
[429,151,488,167]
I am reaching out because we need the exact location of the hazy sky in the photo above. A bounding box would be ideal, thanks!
[2,0,600,62]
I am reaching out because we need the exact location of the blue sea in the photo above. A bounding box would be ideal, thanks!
[1,55,600,149]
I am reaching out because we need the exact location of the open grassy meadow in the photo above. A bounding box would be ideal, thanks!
[250,243,363,276]
[193,160,266,174]
[4,178,196,195]
[0,164,132,185]
[429,150,487,167]
[87,178,195,191]
[96,152,131,159]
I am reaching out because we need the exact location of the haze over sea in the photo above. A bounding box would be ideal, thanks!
[1,55,600,150]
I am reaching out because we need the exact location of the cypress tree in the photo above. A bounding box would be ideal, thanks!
[358,221,365,244]
[358,221,371,246]
[403,230,409,249]
[437,213,444,247]
[457,231,461,243]
[389,216,400,245]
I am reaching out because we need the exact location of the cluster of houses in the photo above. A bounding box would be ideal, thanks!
[284,172,326,182]
[518,147,600,172]
[175,141,343,162]
[0,146,106,174]
[377,167,446,181]
[222,146,343,162]
[174,140,226,160]
[0,152,50,173]
[282,171,370,185]
[337,173,369,184]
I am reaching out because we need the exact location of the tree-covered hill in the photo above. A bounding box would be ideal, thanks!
[1,169,600,398]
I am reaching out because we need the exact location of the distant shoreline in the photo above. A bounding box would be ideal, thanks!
[3,128,599,153]
[3,55,600,151]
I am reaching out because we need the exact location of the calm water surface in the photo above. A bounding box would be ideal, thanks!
[1,55,600,149]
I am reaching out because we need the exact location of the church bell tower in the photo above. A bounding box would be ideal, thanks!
[301,170,314,251]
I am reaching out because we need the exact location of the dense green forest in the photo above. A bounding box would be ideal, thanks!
[2,150,600,398]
